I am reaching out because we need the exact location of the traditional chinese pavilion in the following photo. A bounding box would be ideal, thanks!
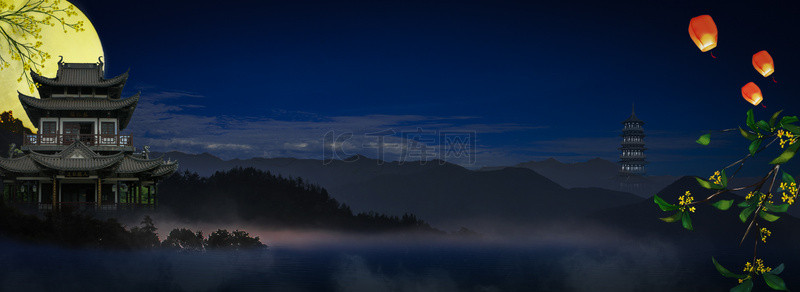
[0,58,177,211]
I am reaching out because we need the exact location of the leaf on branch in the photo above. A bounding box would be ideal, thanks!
[770,142,800,165]
[720,169,728,188]
[740,205,757,223]
[712,199,734,210]
[770,110,784,128]
[654,194,678,211]
[763,273,788,291]
[731,279,753,292]
[712,257,748,279]
[740,127,758,141]
[749,139,762,155]
[765,202,790,213]
[696,177,723,190]
[780,116,799,127]
[659,212,682,223]
[782,172,796,184]
[783,123,800,135]
[757,120,771,132]
[767,264,785,275]
[697,133,711,145]
[747,109,756,131]
[681,212,693,230]
[759,211,780,222]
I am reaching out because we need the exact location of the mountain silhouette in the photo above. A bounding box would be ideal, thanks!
[153,152,643,231]
[481,157,677,197]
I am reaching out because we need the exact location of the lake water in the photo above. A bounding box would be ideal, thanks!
[0,232,735,292]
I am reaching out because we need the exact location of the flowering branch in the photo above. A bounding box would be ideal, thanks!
[0,0,85,93]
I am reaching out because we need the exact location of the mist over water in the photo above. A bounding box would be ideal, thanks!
[0,218,728,292]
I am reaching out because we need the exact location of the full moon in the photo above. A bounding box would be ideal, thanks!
[0,0,104,130]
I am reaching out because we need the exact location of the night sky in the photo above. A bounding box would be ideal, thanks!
[65,0,800,176]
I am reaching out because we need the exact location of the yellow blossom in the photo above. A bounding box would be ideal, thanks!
[709,171,723,185]
[678,191,695,212]
[760,227,771,243]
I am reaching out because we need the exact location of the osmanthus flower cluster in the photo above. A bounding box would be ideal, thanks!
[0,0,84,92]
[655,109,798,291]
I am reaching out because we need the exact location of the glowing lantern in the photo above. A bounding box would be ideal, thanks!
[752,50,777,83]
[741,82,763,106]
[688,15,718,56]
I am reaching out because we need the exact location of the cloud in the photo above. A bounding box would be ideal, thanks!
[126,91,544,165]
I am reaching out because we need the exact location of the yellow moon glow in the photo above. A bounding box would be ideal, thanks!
[0,0,104,130]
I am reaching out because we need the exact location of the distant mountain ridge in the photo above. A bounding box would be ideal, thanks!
[153,151,645,230]
[481,157,677,197]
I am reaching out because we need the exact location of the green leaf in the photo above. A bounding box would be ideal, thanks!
[696,133,711,145]
[782,172,796,184]
[765,202,790,213]
[759,211,781,222]
[740,205,757,223]
[757,120,771,132]
[763,273,788,291]
[712,257,748,279]
[747,109,756,131]
[681,212,693,230]
[696,177,723,190]
[740,127,758,141]
[770,142,800,165]
[720,169,728,188]
[659,212,682,223]
[767,263,785,275]
[731,279,753,292]
[749,139,762,155]
[712,199,734,210]
[783,123,800,135]
[738,200,752,208]
[654,194,678,211]
[781,116,799,126]
[770,110,784,128]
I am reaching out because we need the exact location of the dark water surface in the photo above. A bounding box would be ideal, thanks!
[0,237,739,292]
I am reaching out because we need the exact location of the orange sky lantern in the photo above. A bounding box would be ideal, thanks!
[752,50,777,83]
[741,82,763,106]
[688,15,718,58]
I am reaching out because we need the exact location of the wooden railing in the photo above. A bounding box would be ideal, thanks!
[23,134,132,147]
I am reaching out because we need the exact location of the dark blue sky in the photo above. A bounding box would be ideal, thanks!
[67,0,800,176]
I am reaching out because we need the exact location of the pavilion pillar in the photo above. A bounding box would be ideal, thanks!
[115,181,120,206]
[52,176,57,211]
[97,178,102,208]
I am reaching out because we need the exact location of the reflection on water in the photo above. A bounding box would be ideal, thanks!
[0,234,729,292]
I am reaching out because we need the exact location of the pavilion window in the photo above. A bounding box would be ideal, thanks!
[67,87,79,96]
[42,122,57,134]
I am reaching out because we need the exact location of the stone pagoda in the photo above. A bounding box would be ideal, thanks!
[618,104,647,188]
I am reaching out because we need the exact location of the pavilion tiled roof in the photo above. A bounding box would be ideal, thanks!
[0,156,41,174]
[18,92,139,111]
[28,142,124,171]
[0,142,177,178]
[152,162,179,177]
[116,156,166,174]
[30,63,128,88]
[18,92,139,129]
